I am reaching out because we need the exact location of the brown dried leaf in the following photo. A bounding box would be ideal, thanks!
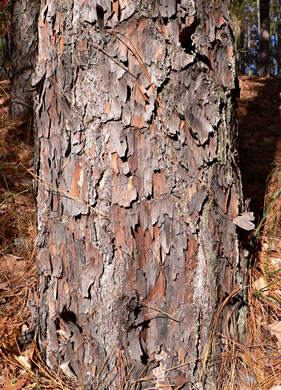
[0,254,26,274]
[233,212,255,231]
[3,379,27,390]
[267,321,281,343]
[253,276,268,295]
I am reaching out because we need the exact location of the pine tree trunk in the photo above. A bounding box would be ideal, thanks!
[257,0,261,36]
[247,19,252,74]
[277,0,281,75]
[10,0,39,118]
[259,0,270,75]
[34,1,246,388]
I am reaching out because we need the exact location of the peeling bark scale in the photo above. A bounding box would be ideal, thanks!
[34,0,247,388]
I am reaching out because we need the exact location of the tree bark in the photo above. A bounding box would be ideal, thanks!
[277,0,281,74]
[259,0,270,75]
[230,10,241,72]
[257,0,261,37]
[34,0,246,388]
[247,14,252,74]
[0,2,10,81]
[10,0,39,118]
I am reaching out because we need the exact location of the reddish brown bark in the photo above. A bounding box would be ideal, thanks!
[34,0,246,388]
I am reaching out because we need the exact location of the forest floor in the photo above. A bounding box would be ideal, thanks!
[0,75,280,389]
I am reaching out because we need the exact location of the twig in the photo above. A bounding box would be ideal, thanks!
[88,41,138,80]
[143,304,179,323]
[11,98,33,108]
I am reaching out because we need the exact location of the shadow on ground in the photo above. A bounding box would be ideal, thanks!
[237,75,281,220]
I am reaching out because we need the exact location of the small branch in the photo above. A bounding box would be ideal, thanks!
[143,304,180,323]
[88,41,138,80]
[11,99,33,108]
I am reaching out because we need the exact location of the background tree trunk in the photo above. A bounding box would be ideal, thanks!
[10,0,38,118]
[34,0,246,388]
[259,0,270,75]
[257,0,261,36]
[247,15,252,74]
[277,0,281,74]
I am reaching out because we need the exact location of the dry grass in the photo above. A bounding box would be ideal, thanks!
[247,164,281,389]
[213,164,281,390]
[0,75,280,389]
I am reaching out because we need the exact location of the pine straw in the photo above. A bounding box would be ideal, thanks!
[247,163,281,389]
[215,163,281,390]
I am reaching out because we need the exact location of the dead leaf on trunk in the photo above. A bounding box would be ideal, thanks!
[233,211,255,231]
